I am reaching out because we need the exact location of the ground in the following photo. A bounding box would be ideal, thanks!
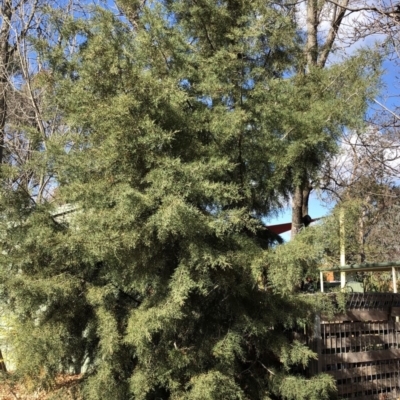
[0,374,82,400]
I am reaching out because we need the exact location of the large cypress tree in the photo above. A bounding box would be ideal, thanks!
[0,1,380,399]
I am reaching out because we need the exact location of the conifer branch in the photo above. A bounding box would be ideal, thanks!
[259,361,276,375]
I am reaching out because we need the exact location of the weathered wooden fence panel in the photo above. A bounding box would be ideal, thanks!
[311,293,400,399]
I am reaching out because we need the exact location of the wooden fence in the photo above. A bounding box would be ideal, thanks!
[310,293,400,400]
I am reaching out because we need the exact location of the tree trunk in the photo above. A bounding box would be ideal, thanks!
[302,183,312,217]
[291,0,318,238]
[305,0,319,68]
[0,0,12,373]
[359,214,365,263]
[291,185,304,239]
[0,0,12,166]
[359,198,370,263]
[291,180,313,239]
[0,349,7,372]
[291,0,348,238]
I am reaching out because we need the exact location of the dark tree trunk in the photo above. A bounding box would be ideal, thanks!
[302,183,312,217]
[291,185,304,239]
[0,349,7,372]
[0,0,12,166]
[291,179,313,239]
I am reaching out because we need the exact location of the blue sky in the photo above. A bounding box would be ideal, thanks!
[264,193,330,241]
[381,59,400,109]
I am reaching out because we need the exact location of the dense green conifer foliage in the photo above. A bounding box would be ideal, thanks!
[0,1,380,399]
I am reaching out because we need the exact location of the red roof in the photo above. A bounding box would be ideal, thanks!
[267,218,321,234]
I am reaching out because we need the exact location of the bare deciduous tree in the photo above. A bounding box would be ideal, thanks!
[0,0,88,203]
[0,0,90,371]
[289,0,400,238]
[320,127,400,261]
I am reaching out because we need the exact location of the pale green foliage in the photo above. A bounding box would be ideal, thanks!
[266,232,324,294]
[278,374,337,400]
[279,341,317,371]
[187,371,245,400]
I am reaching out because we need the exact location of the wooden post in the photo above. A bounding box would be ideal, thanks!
[313,314,322,374]
[320,270,324,293]
[393,267,399,322]
[392,267,397,294]
[340,271,346,290]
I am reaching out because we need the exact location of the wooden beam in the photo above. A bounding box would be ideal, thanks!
[393,267,397,294]
[321,261,400,273]
[320,270,324,293]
